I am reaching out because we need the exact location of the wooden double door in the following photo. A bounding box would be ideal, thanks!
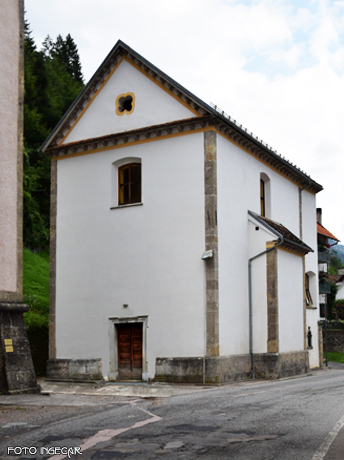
[117,323,143,380]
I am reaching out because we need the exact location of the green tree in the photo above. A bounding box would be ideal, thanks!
[24,21,85,249]
[23,145,49,248]
[49,33,84,84]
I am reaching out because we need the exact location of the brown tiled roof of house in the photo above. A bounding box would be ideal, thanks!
[330,274,340,284]
[317,223,340,242]
[329,274,344,284]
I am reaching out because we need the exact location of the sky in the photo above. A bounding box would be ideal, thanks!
[25,0,344,241]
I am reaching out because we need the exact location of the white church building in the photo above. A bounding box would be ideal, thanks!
[41,41,323,383]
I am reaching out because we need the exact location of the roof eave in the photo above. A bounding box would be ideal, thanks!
[249,211,313,255]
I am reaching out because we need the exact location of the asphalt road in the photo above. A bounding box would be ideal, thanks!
[1,369,344,460]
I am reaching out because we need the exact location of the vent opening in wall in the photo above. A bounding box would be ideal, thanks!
[116,93,135,116]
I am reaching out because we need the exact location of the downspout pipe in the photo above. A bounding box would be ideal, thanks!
[300,179,311,192]
[248,213,284,379]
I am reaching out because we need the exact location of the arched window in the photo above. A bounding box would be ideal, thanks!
[260,173,271,218]
[118,163,141,205]
[260,179,265,216]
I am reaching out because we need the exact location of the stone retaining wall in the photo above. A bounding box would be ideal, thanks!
[0,307,39,394]
[155,351,309,383]
[254,351,309,379]
[324,330,344,353]
[47,359,103,381]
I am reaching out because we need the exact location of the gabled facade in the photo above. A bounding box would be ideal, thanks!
[42,41,323,382]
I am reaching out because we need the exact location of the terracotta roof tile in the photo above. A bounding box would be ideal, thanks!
[317,223,340,242]
[329,274,344,284]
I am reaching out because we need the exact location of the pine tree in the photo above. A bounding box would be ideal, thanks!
[64,34,84,83]
[24,22,85,249]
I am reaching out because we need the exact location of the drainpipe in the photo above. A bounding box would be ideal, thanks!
[248,212,284,379]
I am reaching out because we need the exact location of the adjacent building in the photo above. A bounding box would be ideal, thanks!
[317,209,340,317]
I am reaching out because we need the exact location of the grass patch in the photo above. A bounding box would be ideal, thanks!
[23,248,49,375]
[23,248,49,329]
[324,352,344,363]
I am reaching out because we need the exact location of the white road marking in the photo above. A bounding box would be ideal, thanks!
[48,400,162,460]
[233,384,296,397]
[311,413,344,460]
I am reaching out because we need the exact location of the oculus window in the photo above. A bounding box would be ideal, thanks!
[116,92,135,116]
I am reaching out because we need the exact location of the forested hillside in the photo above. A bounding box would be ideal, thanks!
[331,244,344,265]
[23,20,85,373]
[24,21,84,249]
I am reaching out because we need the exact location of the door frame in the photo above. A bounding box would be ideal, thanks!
[108,316,148,381]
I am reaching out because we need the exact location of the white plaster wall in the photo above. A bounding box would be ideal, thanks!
[278,250,304,352]
[55,133,205,379]
[63,59,196,144]
[217,135,301,356]
[0,1,19,292]
[302,190,320,367]
[302,191,318,272]
[247,219,280,354]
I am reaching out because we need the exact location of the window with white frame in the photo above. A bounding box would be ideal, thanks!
[111,157,142,208]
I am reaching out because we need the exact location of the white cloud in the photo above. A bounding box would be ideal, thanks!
[24,0,344,238]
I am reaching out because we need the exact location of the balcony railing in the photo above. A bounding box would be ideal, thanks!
[319,279,331,294]
[318,247,330,264]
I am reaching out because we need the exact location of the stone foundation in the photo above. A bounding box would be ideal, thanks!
[0,303,39,394]
[155,355,252,384]
[46,359,103,381]
[156,351,309,383]
[254,351,309,379]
